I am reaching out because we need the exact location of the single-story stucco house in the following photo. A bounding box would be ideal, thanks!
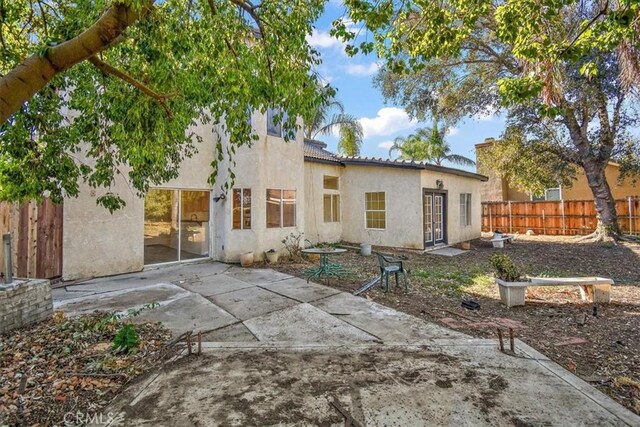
[61,110,487,280]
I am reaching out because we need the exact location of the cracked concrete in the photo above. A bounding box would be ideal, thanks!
[53,260,640,426]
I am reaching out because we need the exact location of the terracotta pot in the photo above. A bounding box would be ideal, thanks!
[460,241,471,250]
[240,252,254,267]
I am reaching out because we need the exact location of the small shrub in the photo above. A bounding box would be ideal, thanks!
[281,232,311,261]
[113,324,139,353]
[489,254,523,282]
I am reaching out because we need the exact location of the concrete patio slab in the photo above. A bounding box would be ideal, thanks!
[428,247,469,257]
[177,274,255,297]
[208,286,298,321]
[257,277,341,303]
[102,346,636,427]
[63,261,231,294]
[51,288,96,302]
[243,303,380,344]
[201,323,258,342]
[313,292,468,343]
[132,293,238,337]
[55,283,190,316]
[224,267,292,285]
[50,263,638,426]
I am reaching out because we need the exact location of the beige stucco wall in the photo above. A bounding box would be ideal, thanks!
[62,122,216,280]
[564,164,639,200]
[499,163,639,201]
[304,162,344,244]
[476,142,639,201]
[340,165,424,249]
[63,179,144,280]
[214,111,306,262]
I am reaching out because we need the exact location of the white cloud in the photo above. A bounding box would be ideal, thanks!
[377,140,394,149]
[359,108,418,138]
[307,29,343,50]
[446,127,459,136]
[344,62,380,77]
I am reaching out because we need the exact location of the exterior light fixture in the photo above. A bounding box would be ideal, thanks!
[436,180,444,189]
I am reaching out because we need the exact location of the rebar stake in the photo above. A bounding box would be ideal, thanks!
[186,333,192,355]
[497,328,504,352]
[509,328,515,353]
[197,331,202,355]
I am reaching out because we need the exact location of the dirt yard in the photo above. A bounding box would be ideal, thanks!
[267,235,640,415]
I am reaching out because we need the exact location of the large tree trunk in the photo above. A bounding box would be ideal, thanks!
[582,159,621,238]
[0,2,147,125]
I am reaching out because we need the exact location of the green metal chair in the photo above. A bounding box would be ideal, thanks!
[376,252,409,293]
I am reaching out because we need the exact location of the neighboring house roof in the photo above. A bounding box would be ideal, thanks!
[303,139,488,181]
[303,138,342,164]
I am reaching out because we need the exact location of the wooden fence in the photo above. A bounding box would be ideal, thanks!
[0,199,63,279]
[482,197,640,236]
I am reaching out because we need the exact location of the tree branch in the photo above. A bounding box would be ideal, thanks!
[206,0,239,61]
[0,1,154,125]
[229,0,273,84]
[88,56,178,118]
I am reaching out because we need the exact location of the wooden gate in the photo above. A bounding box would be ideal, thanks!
[0,199,63,279]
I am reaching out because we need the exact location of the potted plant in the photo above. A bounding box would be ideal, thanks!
[489,254,530,307]
[265,249,279,264]
[240,252,254,268]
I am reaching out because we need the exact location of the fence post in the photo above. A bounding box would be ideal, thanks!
[2,233,12,284]
[629,196,634,235]
[542,210,546,235]
[489,205,493,232]
[508,201,513,234]
[561,200,566,235]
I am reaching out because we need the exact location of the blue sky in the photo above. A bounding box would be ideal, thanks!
[308,2,506,172]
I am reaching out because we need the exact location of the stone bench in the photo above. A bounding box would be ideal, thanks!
[497,277,613,307]
[490,236,512,248]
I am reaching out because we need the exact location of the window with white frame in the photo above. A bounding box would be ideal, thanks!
[323,175,340,223]
[323,194,340,222]
[232,188,251,229]
[532,187,562,201]
[460,193,472,227]
[365,192,386,229]
[266,189,296,228]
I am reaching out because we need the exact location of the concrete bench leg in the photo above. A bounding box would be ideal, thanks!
[579,285,611,303]
[592,284,611,303]
[498,285,526,307]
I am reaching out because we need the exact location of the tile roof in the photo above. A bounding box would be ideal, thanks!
[303,139,488,181]
[303,139,341,164]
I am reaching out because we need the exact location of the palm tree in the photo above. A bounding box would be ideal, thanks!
[389,123,475,167]
[304,85,363,156]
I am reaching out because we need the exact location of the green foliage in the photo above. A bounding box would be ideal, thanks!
[389,125,475,167]
[489,254,523,282]
[1,0,326,210]
[479,127,578,197]
[305,84,363,156]
[353,1,640,233]
[113,324,139,352]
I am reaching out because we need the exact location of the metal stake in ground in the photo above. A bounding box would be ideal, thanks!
[497,328,505,352]
[509,328,515,353]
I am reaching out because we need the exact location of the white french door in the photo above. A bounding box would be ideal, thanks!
[424,191,446,247]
